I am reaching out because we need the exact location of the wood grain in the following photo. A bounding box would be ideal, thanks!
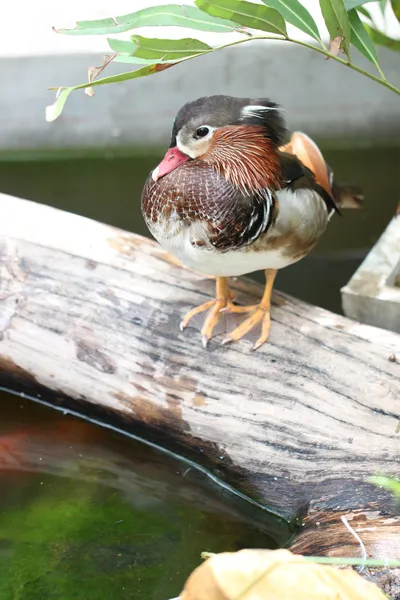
[0,193,399,593]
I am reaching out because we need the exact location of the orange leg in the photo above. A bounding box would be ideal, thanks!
[180,277,234,348]
[222,269,278,350]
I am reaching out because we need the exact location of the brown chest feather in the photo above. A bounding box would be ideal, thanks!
[141,161,274,251]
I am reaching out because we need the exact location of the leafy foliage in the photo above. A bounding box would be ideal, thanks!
[47,0,400,120]
[55,4,239,35]
[196,0,287,35]
[319,0,351,56]
[343,0,375,9]
[348,9,384,74]
[123,35,212,59]
[367,24,400,50]
[262,0,322,41]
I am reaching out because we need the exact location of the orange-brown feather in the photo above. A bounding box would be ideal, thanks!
[280,133,332,196]
[201,125,282,194]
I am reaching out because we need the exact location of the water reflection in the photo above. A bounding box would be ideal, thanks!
[0,389,288,600]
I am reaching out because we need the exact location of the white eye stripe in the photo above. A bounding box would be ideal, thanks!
[241,105,284,119]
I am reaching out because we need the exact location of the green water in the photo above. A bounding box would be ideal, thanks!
[0,389,289,600]
[0,145,399,313]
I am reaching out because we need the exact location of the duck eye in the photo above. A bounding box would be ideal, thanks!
[195,126,210,139]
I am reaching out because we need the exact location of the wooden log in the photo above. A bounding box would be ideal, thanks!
[0,193,399,595]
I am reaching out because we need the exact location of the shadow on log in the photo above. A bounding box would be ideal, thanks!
[0,193,399,597]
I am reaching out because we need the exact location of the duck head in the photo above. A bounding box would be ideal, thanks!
[152,95,288,193]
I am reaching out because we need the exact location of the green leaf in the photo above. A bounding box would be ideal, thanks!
[108,39,184,63]
[369,475,400,498]
[379,0,388,12]
[46,63,179,122]
[128,35,211,60]
[343,0,372,9]
[112,55,159,65]
[45,89,71,123]
[107,38,137,54]
[196,0,287,36]
[366,24,400,51]
[320,0,351,56]
[356,5,371,17]
[392,0,400,20]
[55,4,238,35]
[261,0,321,41]
[108,35,211,60]
[348,8,383,75]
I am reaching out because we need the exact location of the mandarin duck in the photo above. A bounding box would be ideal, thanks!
[141,95,362,350]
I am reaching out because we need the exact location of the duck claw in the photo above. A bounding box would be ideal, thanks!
[179,275,274,350]
[202,335,209,349]
[221,308,272,350]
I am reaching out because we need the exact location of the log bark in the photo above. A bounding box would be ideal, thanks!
[0,193,399,595]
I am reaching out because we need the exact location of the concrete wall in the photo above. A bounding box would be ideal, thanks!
[2,42,400,153]
[342,216,400,334]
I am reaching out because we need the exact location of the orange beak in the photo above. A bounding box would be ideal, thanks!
[152,146,190,182]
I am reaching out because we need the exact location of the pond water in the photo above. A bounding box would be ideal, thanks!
[0,388,290,600]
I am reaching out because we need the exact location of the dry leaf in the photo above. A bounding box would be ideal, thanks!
[88,54,116,83]
[150,63,175,73]
[329,36,343,57]
[180,549,387,600]
[85,54,117,97]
